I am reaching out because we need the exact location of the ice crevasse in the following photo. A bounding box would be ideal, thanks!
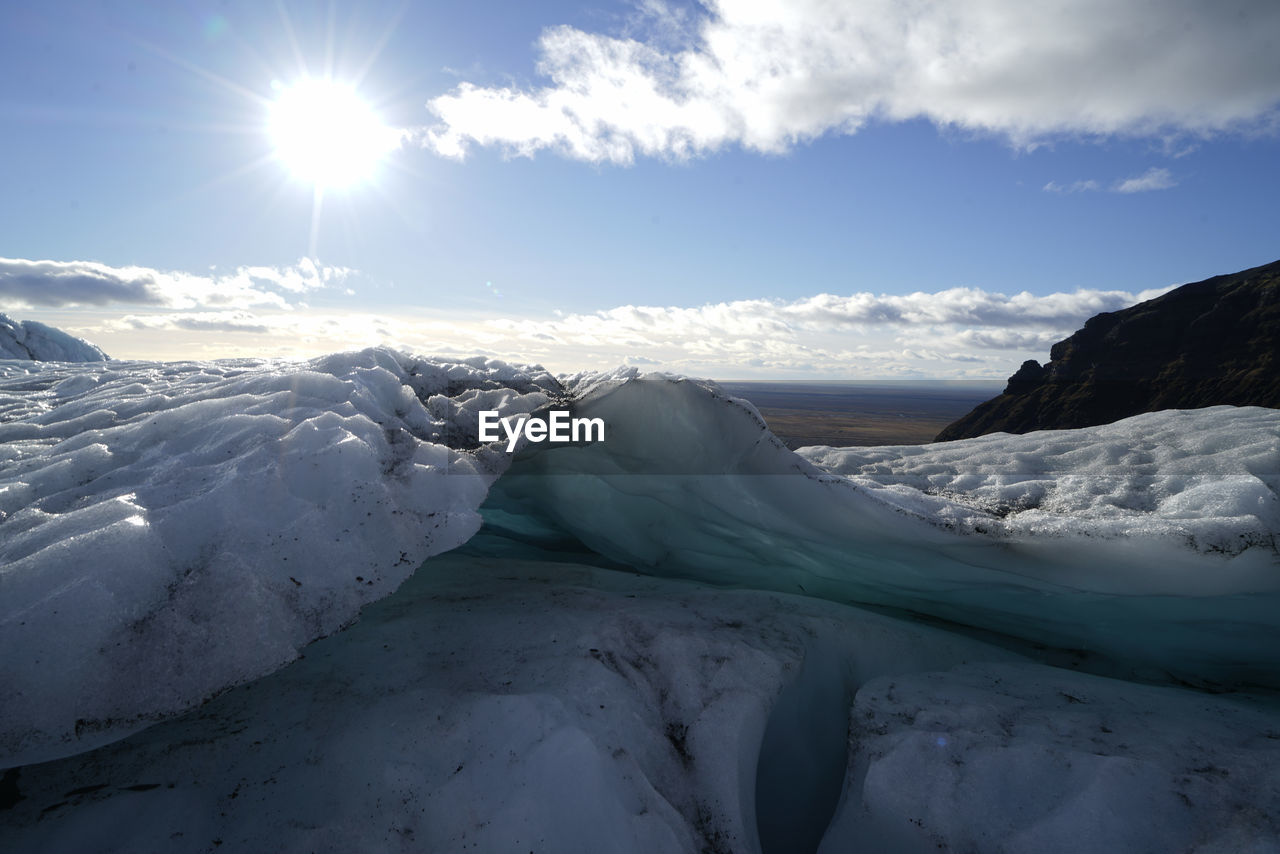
[1,347,1278,769]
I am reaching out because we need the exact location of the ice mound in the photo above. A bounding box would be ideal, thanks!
[0,347,559,768]
[485,376,1280,685]
[801,405,1280,550]
[0,313,108,362]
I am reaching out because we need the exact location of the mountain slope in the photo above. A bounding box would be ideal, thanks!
[936,259,1280,441]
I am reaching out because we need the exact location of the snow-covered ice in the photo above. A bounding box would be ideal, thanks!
[800,405,1280,548]
[0,313,108,362]
[0,348,559,766]
[828,661,1280,853]
[2,554,1276,853]
[1,352,1278,850]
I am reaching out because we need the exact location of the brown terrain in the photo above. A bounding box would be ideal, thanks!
[719,382,1001,448]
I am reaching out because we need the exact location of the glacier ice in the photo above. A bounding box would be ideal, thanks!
[0,348,559,767]
[0,554,1023,853]
[2,554,1277,853]
[0,313,108,362]
[1,343,1278,836]
[484,375,1280,685]
[826,662,1280,853]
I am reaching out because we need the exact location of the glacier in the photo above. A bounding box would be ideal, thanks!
[0,314,109,362]
[3,553,1278,853]
[487,374,1280,684]
[2,348,1279,851]
[0,348,559,766]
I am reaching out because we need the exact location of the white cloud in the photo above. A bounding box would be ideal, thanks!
[0,257,350,311]
[1043,179,1101,194]
[503,286,1163,341]
[931,329,1066,351]
[1044,166,1179,194]
[0,258,163,307]
[1113,166,1178,193]
[79,307,492,363]
[474,284,1173,377]
[43,275,1176,379]
[420,0,1280,163]
[115,311,273,335]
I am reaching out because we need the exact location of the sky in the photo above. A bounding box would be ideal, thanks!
[1,0,1278,379]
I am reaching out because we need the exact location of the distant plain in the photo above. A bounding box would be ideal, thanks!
[720,381,1003,448]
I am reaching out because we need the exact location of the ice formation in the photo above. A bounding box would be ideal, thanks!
[1,352,1279,851]
[830,660,1280,852]
[0,348,559,766]
[486,375,1280,685]
[3,555,1276,853]
[0,313,108,362]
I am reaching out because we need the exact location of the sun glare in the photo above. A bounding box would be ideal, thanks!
[268,78,399,189]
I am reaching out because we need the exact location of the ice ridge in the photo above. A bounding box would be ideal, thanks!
[484,373,1280,686]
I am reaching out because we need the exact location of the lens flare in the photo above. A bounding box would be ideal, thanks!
[268,78,400,189]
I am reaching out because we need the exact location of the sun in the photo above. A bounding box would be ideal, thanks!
[268,78,400,189]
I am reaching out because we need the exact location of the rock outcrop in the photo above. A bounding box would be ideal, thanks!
[936,259,1280,441]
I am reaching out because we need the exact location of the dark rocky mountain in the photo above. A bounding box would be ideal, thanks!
[935,259,1280,441]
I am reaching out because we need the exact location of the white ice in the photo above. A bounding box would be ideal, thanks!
[0,313,108,362]
[827,660,1280,853]
[2,350,1279,788]
[0,347,558,767]
[800,405,1280,549]
[2,555,1276,853]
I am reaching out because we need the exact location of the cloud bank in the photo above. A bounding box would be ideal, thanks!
[476,284,1171,375]
[77,283,1161,376]
[21,254,1172,377]
[421,0,1280,163]
[0,257,349,311]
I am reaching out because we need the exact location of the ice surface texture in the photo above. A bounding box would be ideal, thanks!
[487,375,1280,685]
[0,313,108,362]
[831,661,1280,853]
[0,348,559,767]
[3,355,1278,772]
[4,556,1276,853]
[802,406,1280,546]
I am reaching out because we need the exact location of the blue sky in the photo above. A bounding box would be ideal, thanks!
[2,0,1278,378]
